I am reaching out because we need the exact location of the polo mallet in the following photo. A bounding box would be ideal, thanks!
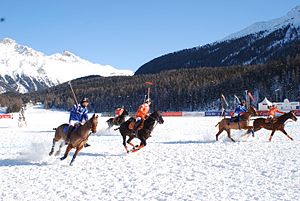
[68,81,78,105]
[221,94,228,117]
[145,81,153,102]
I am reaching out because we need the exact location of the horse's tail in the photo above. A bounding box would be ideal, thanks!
[114,127,120,131]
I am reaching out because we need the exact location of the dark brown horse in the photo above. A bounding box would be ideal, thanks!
[251,111,297,141]
[106,109,129,129]
[49,114,98,165]
[116,111,164,153]
[215,106,258,142]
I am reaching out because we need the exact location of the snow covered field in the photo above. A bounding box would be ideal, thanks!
[0,105,299,201]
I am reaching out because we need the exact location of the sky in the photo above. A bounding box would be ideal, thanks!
[0,0,300,72]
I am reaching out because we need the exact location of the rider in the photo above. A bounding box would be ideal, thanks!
[65,98,90,146]
[266,104,285,123]
[229,100,247,129]
[132,99,151,136]
[114,106,124,124]
[115,106,124,117]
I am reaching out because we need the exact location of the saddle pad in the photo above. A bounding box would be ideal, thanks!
[128,120,144,131]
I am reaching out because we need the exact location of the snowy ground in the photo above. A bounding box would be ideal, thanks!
[0,105,299,201]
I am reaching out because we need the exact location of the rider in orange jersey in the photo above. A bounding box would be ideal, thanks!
[266,104,285,123]
[132,99,151,135]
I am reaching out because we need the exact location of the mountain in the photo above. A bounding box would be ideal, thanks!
[135,6,300,75]
[0,38,133,93]
[1,55,297,113]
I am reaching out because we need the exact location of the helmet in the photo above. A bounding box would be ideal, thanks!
[81,98,89,104]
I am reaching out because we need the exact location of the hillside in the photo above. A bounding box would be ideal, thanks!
[135,6,300,75]
[1,55,299,113]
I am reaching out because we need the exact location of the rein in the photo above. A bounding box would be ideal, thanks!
[146,114,160,132]
[76,119,96,146]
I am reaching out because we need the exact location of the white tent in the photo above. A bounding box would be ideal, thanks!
[258,97,273,111]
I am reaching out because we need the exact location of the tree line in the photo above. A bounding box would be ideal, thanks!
[0,55,299,114]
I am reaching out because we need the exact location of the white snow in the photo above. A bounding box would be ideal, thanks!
[0,38,133,93]
[221,5,300,42]
[0,105,299,201]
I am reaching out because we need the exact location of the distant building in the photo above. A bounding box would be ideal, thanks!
[258,97,300,111]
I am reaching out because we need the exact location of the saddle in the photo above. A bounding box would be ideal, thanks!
[231,117,240,123]
[128,118,145,131]
[63,123,80,133]
[265,117,277,124]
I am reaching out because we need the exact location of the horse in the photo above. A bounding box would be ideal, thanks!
[49,114,98,165]
[251,111,297,141]
[115,111,164,153]
[215,106,258,142]
[106,109,129,129]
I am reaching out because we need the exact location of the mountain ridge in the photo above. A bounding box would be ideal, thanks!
[0,38,133,93]
[135,6,300,75]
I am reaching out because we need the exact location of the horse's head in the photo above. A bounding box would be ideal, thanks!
[150,111,164,124]
[122,109,129,116]
[288,111,298,122]
[248,106,258,116]
[90,114,99,133]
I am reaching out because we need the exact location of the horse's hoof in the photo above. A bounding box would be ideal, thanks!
[49,152,53,156]
[60,157,66,161]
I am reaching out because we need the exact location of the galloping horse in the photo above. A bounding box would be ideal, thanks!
[116,111,164,153]
[106,109,129,129]
[251,111,297,141]
[49,114,98,165]
[215,106,258,142]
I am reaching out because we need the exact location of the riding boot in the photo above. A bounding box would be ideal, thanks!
[132,120,142,137]
[65,125,74,144]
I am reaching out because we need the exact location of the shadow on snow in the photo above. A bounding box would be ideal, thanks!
[0,159,48,167]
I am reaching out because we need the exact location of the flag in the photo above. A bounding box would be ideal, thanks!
[145,81,153,85]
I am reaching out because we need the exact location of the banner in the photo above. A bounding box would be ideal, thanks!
[0,114,13,119]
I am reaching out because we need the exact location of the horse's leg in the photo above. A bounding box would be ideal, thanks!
[127,136,135,147]
[122,134,130,153]
[70,145,84,166]
[106,119,112,130]
[55,141,64,156]
[226,129,235,142]
[131,138,146,153]
[268,130,276,141]
[49,138,57,156]
[241,126,254,138]
[60,144,73,160]
[279,128,294,141]
[216,128,225,141]
[251,128,255,137]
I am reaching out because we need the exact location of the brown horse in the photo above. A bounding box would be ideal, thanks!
[215,106,258,142]
[49,114,98,165]
[251,111,297,141]
[115,111,164,153]
[106,109,129,130]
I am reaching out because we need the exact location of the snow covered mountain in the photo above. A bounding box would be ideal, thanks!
[221,5,300,41]
[0,38,133,93]
[136,6,300,75]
